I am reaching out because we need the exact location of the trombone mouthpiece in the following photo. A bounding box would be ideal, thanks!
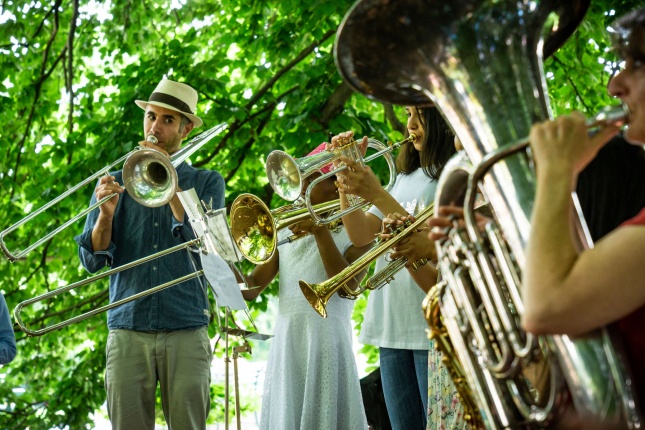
[146,135,158,145]
[409,133,417,143]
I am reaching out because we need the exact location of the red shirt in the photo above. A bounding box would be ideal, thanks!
[615,207,645,403]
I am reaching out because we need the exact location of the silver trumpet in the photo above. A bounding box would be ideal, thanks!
[266,135,416,224]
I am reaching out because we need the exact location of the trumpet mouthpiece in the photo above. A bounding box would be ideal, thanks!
[410,133,417,142]
[146,135,158,145]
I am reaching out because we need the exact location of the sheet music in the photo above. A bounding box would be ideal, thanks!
[177,189,247,310]
[205,209,243,263]
[202,253,247,310]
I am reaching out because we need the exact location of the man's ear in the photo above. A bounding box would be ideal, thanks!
[182,122,195,138]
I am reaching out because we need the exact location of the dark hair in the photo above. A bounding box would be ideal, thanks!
[395,106,456,180]
[180,114,191,129]
[611,8,645,62]
[577,135,645,241]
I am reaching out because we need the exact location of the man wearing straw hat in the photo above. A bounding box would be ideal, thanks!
[75,78,224,429]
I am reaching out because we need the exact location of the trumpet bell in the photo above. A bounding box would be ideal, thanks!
[230,194,277,265]
[265,150,304,201]
[123,148,178,208]
[266,147,340,202]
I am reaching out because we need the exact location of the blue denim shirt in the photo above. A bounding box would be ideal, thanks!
[0,293,17,364]
[75,162,225,331]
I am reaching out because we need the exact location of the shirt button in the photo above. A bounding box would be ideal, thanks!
[153,244,158,249]
[153,266,157,271]
[154,222,159,226]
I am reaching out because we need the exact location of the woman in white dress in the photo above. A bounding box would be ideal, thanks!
[242,144,372,430]
[332,105,457,429]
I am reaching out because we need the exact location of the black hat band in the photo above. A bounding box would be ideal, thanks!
[148,92,193,114]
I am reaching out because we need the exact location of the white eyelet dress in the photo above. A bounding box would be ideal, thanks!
[259,227,368,430]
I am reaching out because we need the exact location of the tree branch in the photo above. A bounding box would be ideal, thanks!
[384,103,405,134]
[224,111,273,183]
[65,0,79,165]
[193,85,299,167]
[245,29,335,110]
[10,0,65,197]
[551,55,591,112]
[319,82,354,128]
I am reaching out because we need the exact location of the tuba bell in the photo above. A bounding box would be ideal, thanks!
[335,0,640,428]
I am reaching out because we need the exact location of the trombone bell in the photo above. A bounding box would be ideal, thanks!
[123,148,178,208]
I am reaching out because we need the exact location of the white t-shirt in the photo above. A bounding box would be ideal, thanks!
[359,167,435,350]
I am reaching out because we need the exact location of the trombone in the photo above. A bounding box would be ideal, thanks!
[265,135,416,224]
[229,193,341,265]
[0,123,227,262]
[14,238,204,336]
[300,203,434,318]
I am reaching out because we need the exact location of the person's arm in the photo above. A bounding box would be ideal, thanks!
[521,113,645,336]
[74,177,121,273]
[329,132,407,246]
[0,294,16,365]
[240,251,280,301]
[169,187,185,223]
[91,175,123,252]
[290,220,374,291]
[381,212,438,293]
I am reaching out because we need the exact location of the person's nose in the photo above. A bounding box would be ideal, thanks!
[407,117,418,134]
[608,69,627,98]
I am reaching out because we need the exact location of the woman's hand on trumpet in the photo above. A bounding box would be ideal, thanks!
[328,130,369,157]
[288,218,326,238]
[381,212,437,265]
[328,131,387,204]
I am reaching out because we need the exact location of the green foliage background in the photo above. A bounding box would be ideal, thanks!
[0,0,642,428]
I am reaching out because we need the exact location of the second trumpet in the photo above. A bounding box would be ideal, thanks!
[299,203,434,318]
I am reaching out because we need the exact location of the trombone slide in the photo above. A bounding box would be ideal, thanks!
[13,239,203,337]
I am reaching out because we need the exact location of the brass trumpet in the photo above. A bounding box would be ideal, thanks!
[299,203,434,318]
[229,193,341,265]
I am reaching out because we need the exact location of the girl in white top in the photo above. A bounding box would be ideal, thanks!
[242,146,372,430]
[333,106,456,429]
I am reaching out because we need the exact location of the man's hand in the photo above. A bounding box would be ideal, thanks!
[95,175,124,218]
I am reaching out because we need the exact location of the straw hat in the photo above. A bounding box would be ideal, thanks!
[135,79,203,128]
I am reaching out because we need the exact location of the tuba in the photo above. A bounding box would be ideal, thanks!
[335,0,641,428]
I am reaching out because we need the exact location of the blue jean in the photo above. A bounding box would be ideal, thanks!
[379,347,429,430]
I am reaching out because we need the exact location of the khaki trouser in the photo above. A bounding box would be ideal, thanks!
[105,328,212,430]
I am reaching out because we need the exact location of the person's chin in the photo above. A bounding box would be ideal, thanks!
[624,126,645,146]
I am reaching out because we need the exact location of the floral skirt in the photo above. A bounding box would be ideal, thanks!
[427,339,469,430]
